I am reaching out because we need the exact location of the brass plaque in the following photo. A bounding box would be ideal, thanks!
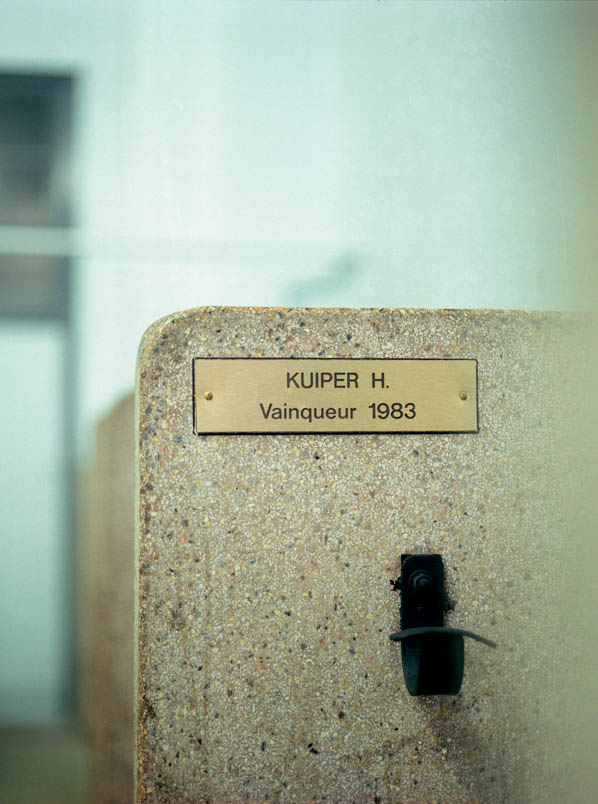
[193,358,477,434]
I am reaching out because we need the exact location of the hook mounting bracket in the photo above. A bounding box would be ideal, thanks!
[389,554,496,695]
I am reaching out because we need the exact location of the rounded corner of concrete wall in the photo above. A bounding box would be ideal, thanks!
[137,313,178,375]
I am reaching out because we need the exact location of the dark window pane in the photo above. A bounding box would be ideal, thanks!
[0,75,73,226]
[0,97,48,145]
[0,258,69,318]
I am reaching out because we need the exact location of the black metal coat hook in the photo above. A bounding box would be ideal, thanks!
[389,554,497,695]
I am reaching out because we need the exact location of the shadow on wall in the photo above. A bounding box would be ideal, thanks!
[287,253,364,308]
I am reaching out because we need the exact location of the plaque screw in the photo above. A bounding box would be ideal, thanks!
[204,391,213,401]
[459,391,468,401]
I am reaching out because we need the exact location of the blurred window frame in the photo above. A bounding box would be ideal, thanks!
[0,72,76,725]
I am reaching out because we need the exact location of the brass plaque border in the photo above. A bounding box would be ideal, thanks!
[192,357,479,436]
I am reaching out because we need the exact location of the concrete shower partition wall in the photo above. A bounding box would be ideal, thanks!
[135,307,576,803]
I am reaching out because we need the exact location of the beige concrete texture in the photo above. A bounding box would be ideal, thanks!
[136,307,585,803]
[80,392,135,804]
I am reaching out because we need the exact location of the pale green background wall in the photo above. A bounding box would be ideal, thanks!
[0,0,597,724]
[0,324,68,723]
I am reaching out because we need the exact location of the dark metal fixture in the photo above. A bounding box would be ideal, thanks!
[389,554,496,695]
